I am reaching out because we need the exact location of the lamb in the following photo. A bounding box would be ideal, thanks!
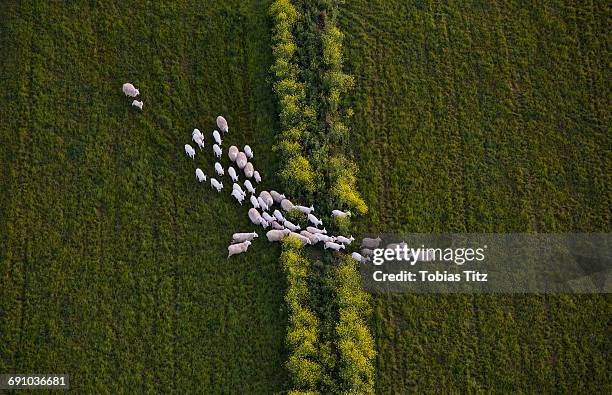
[259,191,274,208]
[228,146,239,162]
[193,135,205,150]
[266,229,290,242]
[300,230,319,245]
[122,83,139,97]
[210,178,223,192]
[306,226,327,235]
[259,218,270,229]
[361,236,382,249]
[273,209,285,223]
[316,234,335,243]
[231,189,244,204]
[295,204,314,214]
[195,168,206,183]
[361,248,374,257]
[216,115,229,133]
[184,144,195,159]
[243,162,254,178]
[250,195,260,209]
[262,212,275,223]
[248,208,263,226]
[232,232,258,243]
[270,190,286,204]
[131,100,143,110]
[332,209,351,218]
[253,171,261,183]
[233,183,246,197]
[335,235,354,245]
[324,241,345,251]
[280,199,294,212]
[307,213,323,226]
[213,130,222,145]
[244,180,256,195]
[244,145,253,159]
[271,221,284,230]
[283,220,300,232]
[213,144,222,158]
[192,128,204,140]
[228,240,251,258]
[290,232,311,246]
[214,162,224,176]
[236,152,248,169]
[228,166,238,182]
[257,196,269,211]
[351,252,369,263]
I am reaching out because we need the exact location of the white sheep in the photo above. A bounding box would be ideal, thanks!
[307,213,323,226]
[316,234,335,243]
[214,162,224,176]
[231,189,245,205]
[193,135,205,150]
[271,221,284,230]
[280,199,294,212]
[244,145,253,159]
[289,232,311,246]
[283,220,300,232]
[243,162,254,178]
[122,83,139,97]
[335,235,354,245]
[228,166,238,182]
[324,241,345,251]
[351,252,369,263]
[232,232,258,243]
[273,209,285,223]
[184,144,195,159]
[253,171,261,183]
[213,130,222,145]
[192,128,203,139]
[228,146,239,162]
[244,180,256,195]
[210,178,223,192]
[132,100,143,110]
[262,212,275,223]
[248,208,262,225]
[259,218,270,229]
[300,230,319,245]
[361,236,382,249]
[250,195,260,209]
[195,168,206,183]
[270,190,286,204]
[233,182,245,194]
[216,115,229,133]
[236,152,247,169]
[332,209,351,218]
[266,229,290,242]
[306,226,327,235]
[228,240,251,258]
[295,204,314,214]
[259,191,274,208]
[213,144,222,158]
[257,196,269,211]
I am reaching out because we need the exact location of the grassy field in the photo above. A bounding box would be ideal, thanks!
[0,0,290,392]
[339,0,610,392]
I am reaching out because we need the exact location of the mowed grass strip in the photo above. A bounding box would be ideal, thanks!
[0,1,288,392]
[339,0,610,392]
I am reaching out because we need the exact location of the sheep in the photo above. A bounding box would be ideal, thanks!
[295,204,314,214]
[214,162,224,176]
[253,171,261,183]
[273,209,285,223]
[271,221,284,230]
[228,166,238,182]
[213,144,222,158]
[233,182,246,196]
[283,220,300,232]
[228,240,251,258]
[193,135,205,150]
[248,208,262,226]
[262,212,275,223]
[184,144,195,159]
[232,232,258,243]
[306,226,327,235]
[290,232,311,245]
[307,213,323,227]
[361,248,374,257]
[335,235,355,245]
[216,115,229,133]
[244,145,253,159]
[300,230,319,245]
[280,198,294,212]
[192,128,203,139]
[213,130,222,145]
[231,189,244,205]
[259,218,270,229]
[332,209,352,218]
[243,162,254,178]
[259,191,274,208]
[122,83,139,97]
[266,229,290,242]
[257,196,269,211]
[131,100,143,110]
[361,236,382,249]
[244,180,256,195]
[228,146,239,162]
[270,190,286,204]
[210,178,223,192]
[324,241,345,251]
[351,252,369,263]
[236,152,247,169]
[316,234,335,243]
[250,195,260,209]
[195,168,206,183]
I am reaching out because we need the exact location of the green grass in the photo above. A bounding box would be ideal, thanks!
[0,1,289,392]
[338,0,610,392]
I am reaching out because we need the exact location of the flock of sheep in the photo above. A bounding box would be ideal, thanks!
[123,81,381,261]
